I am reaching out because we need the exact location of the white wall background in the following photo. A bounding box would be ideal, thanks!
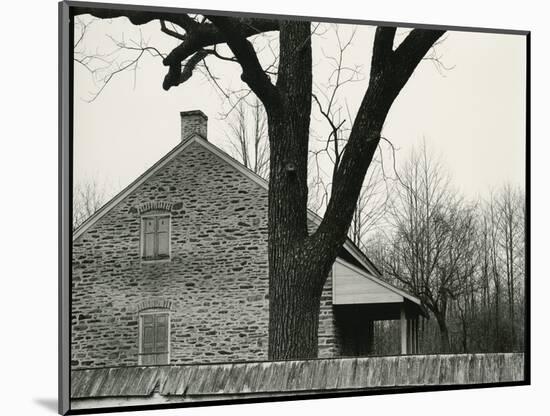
[0,0,545,415]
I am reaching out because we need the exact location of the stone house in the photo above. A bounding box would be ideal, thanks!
[72,110,425,370]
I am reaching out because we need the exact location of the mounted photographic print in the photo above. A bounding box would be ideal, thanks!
[58,1,530,414]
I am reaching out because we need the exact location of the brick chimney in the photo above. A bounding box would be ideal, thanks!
[180,110,208,141]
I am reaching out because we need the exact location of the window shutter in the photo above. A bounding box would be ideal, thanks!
[155,314,169,365]
[143,218,156,258]
[157,217,169,257]
[142,315,155,354]
[140,313,170,365]
[155,315,168,351]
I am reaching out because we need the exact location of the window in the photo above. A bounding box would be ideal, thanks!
[141,213,170,260]
[139,312,170,365]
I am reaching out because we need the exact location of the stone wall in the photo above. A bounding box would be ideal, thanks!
[318,271,343,358]
[72,140,342,369]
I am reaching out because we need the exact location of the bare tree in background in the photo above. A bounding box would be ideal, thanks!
[225,98,269,179]
[308,25,389,244]
[349,160,390,249]
[479,185,525,351]
[307,26,450,248]
[364,144,525,354]
[448,186,525,354]
[382,144,478,351]
[496,184,524,347]
[73,179,107,230]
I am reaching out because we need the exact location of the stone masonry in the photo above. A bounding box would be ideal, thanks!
[180,110,208,140]
[72,139,343,369]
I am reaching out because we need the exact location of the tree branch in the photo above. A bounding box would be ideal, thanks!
[313,27,445,259]
[74,6,195,28]
[162,17,279,91]
[391,29,447,89]
[74,8,280,92]
[370,27,396,76]
[205,15,281,109]
[177,49,210,85]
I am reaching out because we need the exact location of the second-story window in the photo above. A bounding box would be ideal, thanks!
[141,213,170,260]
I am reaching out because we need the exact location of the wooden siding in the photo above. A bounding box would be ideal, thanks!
[333,259,403,305]
[71,353,524,401]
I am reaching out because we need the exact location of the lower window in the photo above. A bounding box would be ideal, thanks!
[139,312,170,365]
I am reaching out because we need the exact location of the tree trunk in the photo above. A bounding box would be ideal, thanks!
[435,313,451,353]
[268,255,328,359]
[229,22,445,361]
[267,21,322,360]
[266,101,336,359]
[461,317,468,353]
[261,24,442,361]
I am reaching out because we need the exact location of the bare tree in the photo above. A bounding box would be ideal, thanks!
[452,187,526,353]
[307,25,389,245]
[496,185,524,346]
[225,98,269,179]
[349,160,390,249]
[360,159,525,354]
[382,144,478,351]
[73,6,444,359]
[73,179,107,230]
[478,185,525,351]
[310,25,363,184]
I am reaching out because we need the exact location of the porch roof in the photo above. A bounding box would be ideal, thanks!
[332,258,428,319]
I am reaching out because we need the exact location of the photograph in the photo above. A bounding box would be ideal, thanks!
[59,1,528,413]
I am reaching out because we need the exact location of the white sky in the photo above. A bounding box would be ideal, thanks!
[73,17,527,203]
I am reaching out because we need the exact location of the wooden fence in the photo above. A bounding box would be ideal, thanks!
[71,353,524,409]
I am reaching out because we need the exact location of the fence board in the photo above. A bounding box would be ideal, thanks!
[71,353,525,399]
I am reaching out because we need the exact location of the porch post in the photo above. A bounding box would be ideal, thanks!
[414,318,419,354]
[412,318,418,354]
[407,318,411,354]
[366,320,374,354]
[408,318,414,353]
[400,304,408,354]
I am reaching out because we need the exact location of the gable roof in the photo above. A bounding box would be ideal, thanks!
[73,134,380,276]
